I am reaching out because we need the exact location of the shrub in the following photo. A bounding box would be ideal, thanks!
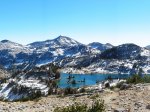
[143,75,150,83]
[64,87,77,95]
[54,102,87,112]
[89,94,99,100]
[116,81,124,88]
[127,74,150,84]
[127,74,143,84]
[109,86,115,90]
[0,78,7,83]
[54,99,105,112]
[88,100,105,112]
[79,87,86,93]
[105,83,110,88]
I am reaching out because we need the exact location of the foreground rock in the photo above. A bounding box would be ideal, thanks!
[104,83,150,112]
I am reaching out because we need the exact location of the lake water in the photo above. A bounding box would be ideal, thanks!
[58,73,131,88]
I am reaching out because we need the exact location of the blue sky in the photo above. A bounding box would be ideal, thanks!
[0,0,150,46]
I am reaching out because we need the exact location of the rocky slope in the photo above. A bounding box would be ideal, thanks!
[0,83,150,112]
[0,64,60,101]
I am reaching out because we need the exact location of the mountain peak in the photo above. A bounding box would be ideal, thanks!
[56,35,70,39]
[53,35,81,47]
[28,35,82,49]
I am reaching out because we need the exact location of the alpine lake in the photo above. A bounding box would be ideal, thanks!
[58,73,131,88]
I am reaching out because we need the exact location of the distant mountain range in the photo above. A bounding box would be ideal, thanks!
[0,35,150,74]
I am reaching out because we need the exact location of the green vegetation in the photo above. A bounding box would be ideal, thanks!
[109,86,115,90]
[56,87,87,97]
[54,102,87,112]
[0,78,7,83]
[104,83,110,88]
[64,87,77,95]
[54,99,105,112]
[88,100,105,112]
[127,74,150,84]
[116,81,125,88]
[89,93,99,100]
[79,87,86,93]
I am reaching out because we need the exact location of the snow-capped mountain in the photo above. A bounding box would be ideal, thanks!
[0,40,32,69]
[0,40,31,55]
[0,36,100,70]
[28,35,82,49]
[28,36,100,56]
[62,43,150,74]
[26,36,100,66]
[88,42,113,52]
[0,36,150,74]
